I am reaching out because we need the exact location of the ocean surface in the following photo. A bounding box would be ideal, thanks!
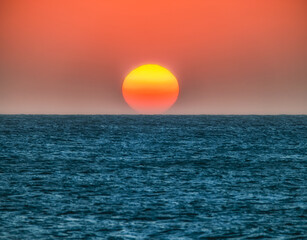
[0,115,306,239]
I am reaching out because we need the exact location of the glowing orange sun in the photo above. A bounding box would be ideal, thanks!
[122,64,179,114]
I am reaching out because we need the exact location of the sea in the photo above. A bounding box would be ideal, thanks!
[0,115,306,239]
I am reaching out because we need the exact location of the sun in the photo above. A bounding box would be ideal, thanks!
[122,64,179,114]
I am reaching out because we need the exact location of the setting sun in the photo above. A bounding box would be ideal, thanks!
[122,64,179,114]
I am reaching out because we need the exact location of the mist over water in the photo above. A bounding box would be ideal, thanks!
[0,115,306,239]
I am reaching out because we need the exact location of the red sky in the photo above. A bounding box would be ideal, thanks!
[0,0,306,114]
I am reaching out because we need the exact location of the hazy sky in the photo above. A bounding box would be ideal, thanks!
[0,0,306,114]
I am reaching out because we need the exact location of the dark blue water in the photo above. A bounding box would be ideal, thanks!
[0,115,306,239]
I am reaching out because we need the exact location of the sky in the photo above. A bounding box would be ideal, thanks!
[0,0,306,114]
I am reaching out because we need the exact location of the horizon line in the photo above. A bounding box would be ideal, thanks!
[0,113,306,116]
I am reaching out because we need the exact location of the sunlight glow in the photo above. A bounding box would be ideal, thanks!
[122,64,179,114]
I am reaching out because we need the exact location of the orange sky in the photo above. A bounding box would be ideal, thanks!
[0,0,306,114]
